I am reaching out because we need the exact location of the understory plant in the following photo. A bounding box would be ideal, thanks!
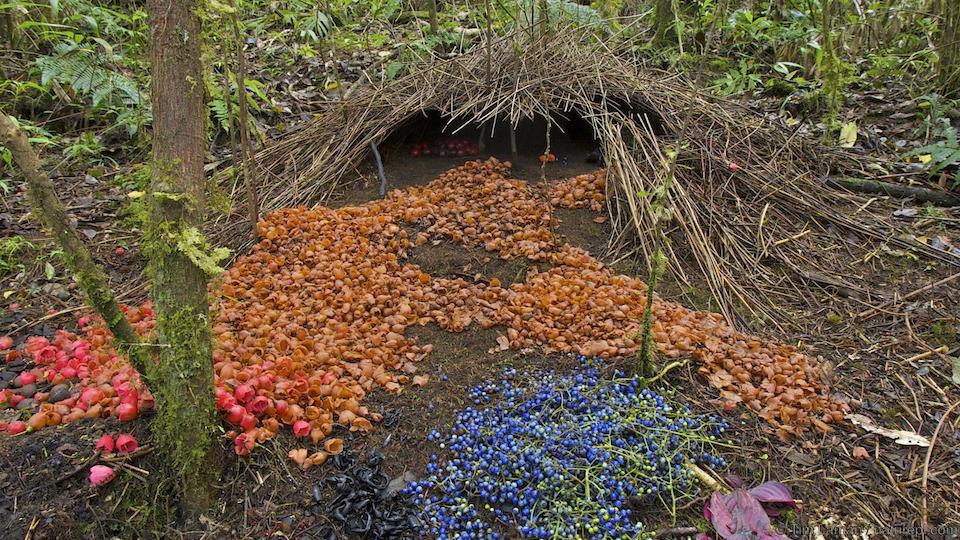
[698,474,797,540]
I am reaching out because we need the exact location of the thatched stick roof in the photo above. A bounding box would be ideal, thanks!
[215,27,958,331]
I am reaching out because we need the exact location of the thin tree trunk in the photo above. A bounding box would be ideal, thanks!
[229,7,260,238]
[0,113,151,379]
[428,0,438,33]
[219,20,240,181]
[653,0,674,45]
[484,0,492,85]
[940,0,960,96]
[146,0,219,523]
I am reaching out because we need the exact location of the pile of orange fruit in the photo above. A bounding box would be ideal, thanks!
[213,158,846,450]
[548,169,607,211]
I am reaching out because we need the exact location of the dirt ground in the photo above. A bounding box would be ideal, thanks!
[1,146,958,539]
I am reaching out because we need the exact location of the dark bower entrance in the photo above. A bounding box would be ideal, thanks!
[374,109,607,187]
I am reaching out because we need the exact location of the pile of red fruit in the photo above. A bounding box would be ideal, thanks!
[409,137,480,158]
[0,304,155,435]
[2,158,849,453]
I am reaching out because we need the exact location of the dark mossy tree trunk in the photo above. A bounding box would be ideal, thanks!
[940,0,960,96]
[145,0,220,524]
[0,113,151,377]
[653,0,675,45]
[428,0,438,33]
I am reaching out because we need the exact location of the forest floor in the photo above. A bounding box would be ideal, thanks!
[1,142,958,539]
[1,48,960,538]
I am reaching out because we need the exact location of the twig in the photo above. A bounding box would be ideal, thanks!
[921,400,960,530]
[858,271,960,320]
[654,527,700,538]
[9,306,85,335]
[904,346,949,363]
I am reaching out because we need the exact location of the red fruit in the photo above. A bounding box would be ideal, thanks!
[60,366,78,379]
[111,373,128,388]
[89,465,115,486]
[274,399,289,416]
[139,393,154,411]
[95,434,115,453]
[115,381,133,397]
[320,371,336,385]
[116,402,138,422]
[728,162,739,172]
[293,420,311,438]
[235,384,254,404]
[0,336,12,350]
[226,404,245,424]
[217,393,236,411]
[234,433,254,456]
[115,247,125,256]
[240,413,257,431]
[115,434,138,453]
[7,421,26,434]
[81,387,104,406]
[248,395,270,416]
[17,372,37,385]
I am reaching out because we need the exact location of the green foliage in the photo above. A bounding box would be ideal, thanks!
[516,0,608,31]
[114,163,152,229]
[904,118,960,188]
[206,69,269,135]
[0,236,36,277]
[3,0,150,136]
[710,59,762,95]
[37,41,142,106]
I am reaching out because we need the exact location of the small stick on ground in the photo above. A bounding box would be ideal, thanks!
[921,399,960,530]
[858,271,960,319]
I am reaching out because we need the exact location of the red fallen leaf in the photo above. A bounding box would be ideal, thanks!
[852,446,870,460]
[748,482,797,516]
[89,465,116,486]
[703,479,796,539]
[115,433,138,453]
[95,434,115,453]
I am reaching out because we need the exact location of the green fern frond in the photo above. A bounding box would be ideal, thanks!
[37,41,143,107]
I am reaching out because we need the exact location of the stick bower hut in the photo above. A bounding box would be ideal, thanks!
[217,28,959,332]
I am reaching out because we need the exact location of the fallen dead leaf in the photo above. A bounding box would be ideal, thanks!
[852,446,870,460]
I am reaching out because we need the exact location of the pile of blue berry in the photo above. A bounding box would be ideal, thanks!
[404,357,729,539]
